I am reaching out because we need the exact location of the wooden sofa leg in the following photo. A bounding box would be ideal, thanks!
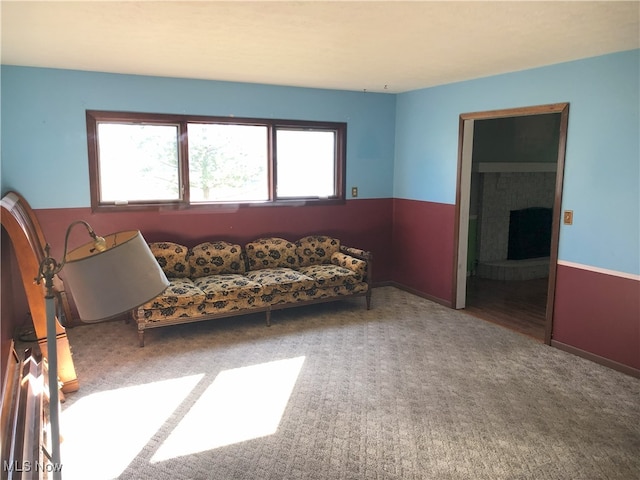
[266,310,271,327]
[366,292,372,310]
[138,330,145,347]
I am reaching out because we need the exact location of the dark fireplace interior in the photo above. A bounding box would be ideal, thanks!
[507,207,552,260]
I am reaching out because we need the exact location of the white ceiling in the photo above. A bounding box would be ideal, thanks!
[2,1,639,93]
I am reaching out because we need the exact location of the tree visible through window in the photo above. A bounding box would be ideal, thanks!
[188,123,268,202]
[86,111,346,211]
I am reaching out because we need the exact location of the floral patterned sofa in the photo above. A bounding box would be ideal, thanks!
[133,235,372,346]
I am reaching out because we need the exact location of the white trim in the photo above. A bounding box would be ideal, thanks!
[557,260,640,281]
[455,119,475,309]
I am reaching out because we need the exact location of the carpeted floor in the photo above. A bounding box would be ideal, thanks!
[57,287,639,480]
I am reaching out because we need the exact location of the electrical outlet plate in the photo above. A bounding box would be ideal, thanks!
[563,210,573,225]
[351,187,358,197]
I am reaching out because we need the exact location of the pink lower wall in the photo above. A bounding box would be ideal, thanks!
[552,264,640,371]
[5,196,638,374]
[34,199,393,267]
[390,198,639,374]
[391,198,456,305]
[2,198,393,323]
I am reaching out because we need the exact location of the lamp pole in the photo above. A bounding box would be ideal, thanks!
[34,221,168,480]
[35,222,104,480]
[38,249,63,480]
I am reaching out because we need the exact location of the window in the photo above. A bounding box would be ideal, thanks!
[96,122,180,203]
[86,111,346,211]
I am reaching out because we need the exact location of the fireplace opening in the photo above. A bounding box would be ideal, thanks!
[507,207,552,260]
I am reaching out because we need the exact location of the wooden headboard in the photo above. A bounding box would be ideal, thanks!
[1,191,78,393]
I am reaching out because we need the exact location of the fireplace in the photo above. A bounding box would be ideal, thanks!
[475,172,555,281]
[507,207,552,260]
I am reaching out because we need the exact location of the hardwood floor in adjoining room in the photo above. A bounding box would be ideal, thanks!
[464,276,548,340]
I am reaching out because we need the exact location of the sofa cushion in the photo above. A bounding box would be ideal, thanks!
[298,264,361,288]
[245,237,299,271]
[149,242,191,278]
[295,235,341,267]
[245,267,315,294]
[194,274,263,303]
[331,252,367,280]
[137,295,270,324]
[190,241,246,278]
[266,282,368,307]
[141,278,205,309]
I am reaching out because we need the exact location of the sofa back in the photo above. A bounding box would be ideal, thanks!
[148,242,191,278]
[150,235,356,277]
[245,237,299,271]
[189,241,246,278]
[295,235,341,267]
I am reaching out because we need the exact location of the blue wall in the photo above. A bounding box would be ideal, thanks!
[394,49,640,276]
[2,50,639,276]
[0,67,396,207]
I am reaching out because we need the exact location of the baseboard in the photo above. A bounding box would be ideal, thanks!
[374,283,638,378]
[551,340,640,378]
[371,281,393,288]
[383,281,453,308]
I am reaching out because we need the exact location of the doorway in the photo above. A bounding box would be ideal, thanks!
[453,103,569,344]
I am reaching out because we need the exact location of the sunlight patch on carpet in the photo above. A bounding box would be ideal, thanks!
[151,356,305,462]
[60,374,204,480]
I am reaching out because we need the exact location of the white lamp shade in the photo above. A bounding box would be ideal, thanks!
[63,230,169,322]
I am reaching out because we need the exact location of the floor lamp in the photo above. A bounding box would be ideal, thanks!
[37,221,169,479]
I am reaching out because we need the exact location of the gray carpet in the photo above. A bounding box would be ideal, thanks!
[57,287,639,480]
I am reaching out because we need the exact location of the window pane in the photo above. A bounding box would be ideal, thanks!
[276,130,336,198]
[97,123,179,202]
[188,124,268,202]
